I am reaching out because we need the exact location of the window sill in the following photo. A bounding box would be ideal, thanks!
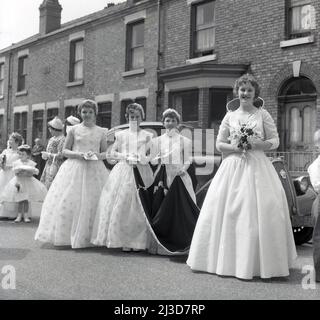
[15,90,28,97]
[122,68,145,77]
[0,95,4,100]
[186,54,217,65]
[280,35,314,48]
[66,80,84,87]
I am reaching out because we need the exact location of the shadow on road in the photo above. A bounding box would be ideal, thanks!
[0,248,31,260]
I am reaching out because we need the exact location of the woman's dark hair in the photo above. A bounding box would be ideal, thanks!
[18,145,31,156]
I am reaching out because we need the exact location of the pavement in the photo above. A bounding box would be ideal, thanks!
[0,217,320,300]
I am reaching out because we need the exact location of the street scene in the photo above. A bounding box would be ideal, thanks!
[1,0,320,302]
[0,215,319,300]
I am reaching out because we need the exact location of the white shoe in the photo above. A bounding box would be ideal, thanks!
[14,214,22,223]
[23,216,31,223]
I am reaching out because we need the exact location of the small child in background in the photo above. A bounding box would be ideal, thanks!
[0,144,47,223]
[308,129,320,282]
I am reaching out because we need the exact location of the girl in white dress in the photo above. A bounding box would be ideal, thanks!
[187,74,297,279]
[35,100,109,248]
[0,133,23,219]
[147,109,199,255]
[0,144,47,223]
[91,103,154,252]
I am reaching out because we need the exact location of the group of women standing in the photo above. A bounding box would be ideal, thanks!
[35,100,199,253]
[37,73,298,280]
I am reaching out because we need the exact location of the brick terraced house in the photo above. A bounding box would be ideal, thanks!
[0,0,319,174]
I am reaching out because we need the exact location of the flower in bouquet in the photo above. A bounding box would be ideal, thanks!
[229,121,261,152]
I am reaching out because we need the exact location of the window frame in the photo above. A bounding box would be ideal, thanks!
[96,102,112,129]
[0,63,4,96]
[69,38,84,82]
[17,55,28,92]
[126,19,145,71]
[14,111,28,142]
[32,110,44,142]
[190,0,216,58]
[169,89,199,122]
[286,0,314,39]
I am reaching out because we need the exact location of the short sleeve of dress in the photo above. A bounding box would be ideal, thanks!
[262,109,279,150]
[217,112,231,143]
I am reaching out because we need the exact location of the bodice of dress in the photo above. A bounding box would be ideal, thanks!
[217,108,279,150]
[1,149,20,169]
[113,129,153,158]
[46,135,65,154]
[70,124,107,153]
[151,130,192,168]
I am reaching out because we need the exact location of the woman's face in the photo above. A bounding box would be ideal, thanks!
[80,106,96,123]
[163,117,178,130]
[238,82,255,106]
[127,110,142,127]
[8,137,18,149]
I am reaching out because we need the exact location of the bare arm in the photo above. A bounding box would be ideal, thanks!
[62,128,84,160]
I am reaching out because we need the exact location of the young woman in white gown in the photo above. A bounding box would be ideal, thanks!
[35,100,109,248]
[91,103,154,252]
[147,109,199,255]
[187,74,297,279]
[0,133,23,219]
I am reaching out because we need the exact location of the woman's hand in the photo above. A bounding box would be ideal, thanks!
[177,168,186,176]
[41,151,50,160]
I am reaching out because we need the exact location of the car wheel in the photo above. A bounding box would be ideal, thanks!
[293,226,313,245]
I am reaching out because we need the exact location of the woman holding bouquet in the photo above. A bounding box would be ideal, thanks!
[187,74,297,279]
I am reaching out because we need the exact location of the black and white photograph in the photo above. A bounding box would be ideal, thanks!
[0,0,320,308]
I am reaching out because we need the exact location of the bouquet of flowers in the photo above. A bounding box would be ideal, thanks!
[229,121,261,151]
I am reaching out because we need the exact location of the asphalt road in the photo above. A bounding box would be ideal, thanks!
[0,217,319,300]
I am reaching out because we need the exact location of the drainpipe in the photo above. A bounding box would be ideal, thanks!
[156,0,162,121]
[6,49,13,142]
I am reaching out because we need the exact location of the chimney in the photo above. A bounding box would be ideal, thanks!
[39,0,62,35]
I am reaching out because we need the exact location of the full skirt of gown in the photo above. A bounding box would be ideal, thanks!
[0,169,17,218]
[186,150,297,279]
[91,161,154,250]
[35,159,109,248]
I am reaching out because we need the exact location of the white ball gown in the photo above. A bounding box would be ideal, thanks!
[0,149,22,218]
[91,128,154,250]
[0,159,47,205]
[187,108,297,279]
[35,124,109,248]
